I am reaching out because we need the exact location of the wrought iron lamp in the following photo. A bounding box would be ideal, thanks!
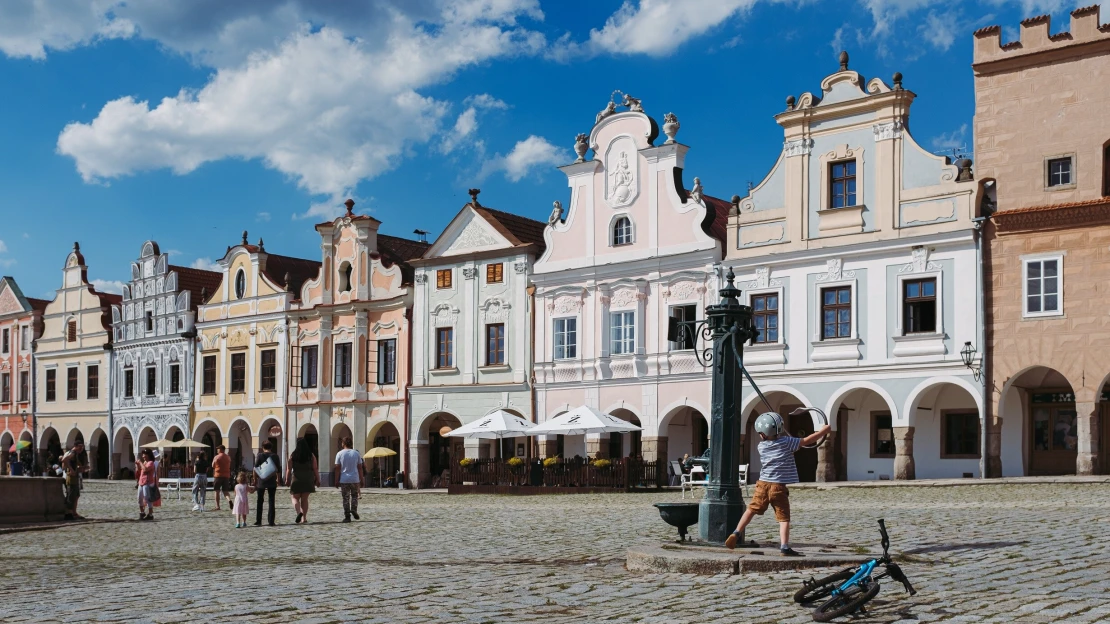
[960,341,982,382]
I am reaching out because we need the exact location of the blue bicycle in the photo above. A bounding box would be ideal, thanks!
[794,519,916,622]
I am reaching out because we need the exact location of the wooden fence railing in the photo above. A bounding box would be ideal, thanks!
[449,458,667,490]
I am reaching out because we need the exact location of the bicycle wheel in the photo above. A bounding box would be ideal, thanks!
[812,582,880,622]
[793,569,855,604]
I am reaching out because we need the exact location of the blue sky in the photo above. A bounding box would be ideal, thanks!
[0,0,1087,298]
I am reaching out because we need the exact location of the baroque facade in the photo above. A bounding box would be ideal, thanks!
[34,244,121,477]
[288,200,426,485]
[0,277,46,475]
[531,98,727,467]
[726,53,983,481]
[976,7,1110,476]
[409,190,545,487]
[109,241,220,476]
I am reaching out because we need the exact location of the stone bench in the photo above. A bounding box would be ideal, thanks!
[0,476,67,524]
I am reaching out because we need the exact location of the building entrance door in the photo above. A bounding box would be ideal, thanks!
[1030,394,1077,475]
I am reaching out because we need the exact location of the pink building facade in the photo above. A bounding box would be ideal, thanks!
[0,277,46,474]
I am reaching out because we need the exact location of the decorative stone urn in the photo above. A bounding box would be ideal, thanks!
[663,112,680,144]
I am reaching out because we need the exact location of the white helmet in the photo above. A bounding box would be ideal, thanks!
[754,412,785,438]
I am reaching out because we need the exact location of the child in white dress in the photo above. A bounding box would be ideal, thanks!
[233,472,254,528]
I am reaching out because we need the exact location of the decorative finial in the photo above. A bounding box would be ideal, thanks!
[893,72,903,90]
[730,195,741,217]
[662,112,680,144]
[284,272,292,292]
[344,198,355,216]
[200,287,207,302]
[726,266,736,287]
[468,188,481,206]
[839,50,849,71]
[620,93,643,112]
[241,230,248,245]
[574,133,589,162]
[258,237,265,251]
[73,242,80,252]
[786,95,796,111]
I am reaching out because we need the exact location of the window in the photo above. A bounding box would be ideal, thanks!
[67,320,77,342]
[871,412,894,458]
[1,373,9,403]
[486,323,505,365]
[377,339,396,385]
[45,369,56,402]
[260,349,276,391]
[436,328,454,369]
[752,294,779,344]
[86,365,98,400]
[124,368,135,398]
[300,346,318,389]
[486,263,503,284]
[145,366,157,396]
[943,412,980,458]
[821,286,852,339]
[169,364,180,395]
[67,367,78,400]
[830,160,857,208]
[234,269,246,299]
[1,328,8,354]
[202,356,216,394]
[20,326,29,351]
[334,343,352,387]
[1047,156,1072,188]
[612,216,633,246]
[19,371,29,402]
[553,318,577,360]
[1104,144,1110,196]
[903,278,936,334]
[1024,257,1061,317]
[436,269,452,289]
[610,311,635,355]
[669,304,697,350]
[230,353,246,393]
[145,311,154,333]
[339,262,353,292]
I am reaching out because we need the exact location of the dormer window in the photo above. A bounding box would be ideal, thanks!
[234,269,246,299]
[339,262,353,292]
[830,161,856,208]
[612,216,633,246]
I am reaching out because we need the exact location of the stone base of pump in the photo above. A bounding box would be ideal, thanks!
[0,476,67,524]
[626,541,876,575]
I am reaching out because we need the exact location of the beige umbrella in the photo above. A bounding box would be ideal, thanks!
[140,439,175,449]
[168,439,209,448]
[364,447,398,486]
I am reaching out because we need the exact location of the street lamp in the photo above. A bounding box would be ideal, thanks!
[960,341,982,382]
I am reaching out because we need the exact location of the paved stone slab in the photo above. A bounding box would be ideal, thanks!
[628,541,873,574]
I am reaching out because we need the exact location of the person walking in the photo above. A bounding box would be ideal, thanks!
[210,445,234,511]
[60,442,88,520]
[285,438,319,524]
[253,441,281,526]
[333,437,364,523]
[136,449,159,521]
[192,451,211,511]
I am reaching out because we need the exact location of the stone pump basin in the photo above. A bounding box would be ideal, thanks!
[654,502,700,542]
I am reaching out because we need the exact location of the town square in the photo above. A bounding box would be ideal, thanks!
[1,1,1109,622]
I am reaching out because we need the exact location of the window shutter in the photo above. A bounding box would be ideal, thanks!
[290,344,301,389]
[366,339,379,385]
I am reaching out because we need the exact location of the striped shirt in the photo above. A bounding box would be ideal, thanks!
[757,435,802,484]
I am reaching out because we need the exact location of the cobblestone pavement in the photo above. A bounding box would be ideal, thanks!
[2,482,1109,623]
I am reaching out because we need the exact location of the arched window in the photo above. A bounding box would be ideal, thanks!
[234,269,246,299]
[612,216,633,246]
[339,262,353,292]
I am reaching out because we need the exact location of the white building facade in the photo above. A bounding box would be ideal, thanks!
[408,193,545,486]
[727,54,984,481]
[110,241,220,476]
[531,99,727,467]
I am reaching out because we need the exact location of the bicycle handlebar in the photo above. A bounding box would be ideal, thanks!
[878,518,890,555]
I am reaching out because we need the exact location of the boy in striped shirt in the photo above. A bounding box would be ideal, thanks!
[725,412,830,556]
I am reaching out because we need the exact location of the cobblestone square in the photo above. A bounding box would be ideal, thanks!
[2,482,1109,623]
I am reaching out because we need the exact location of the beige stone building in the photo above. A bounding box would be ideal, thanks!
[975,6,1110,476]
[34,244,121,476]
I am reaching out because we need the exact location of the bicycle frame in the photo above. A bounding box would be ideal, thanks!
[832,559,879,596]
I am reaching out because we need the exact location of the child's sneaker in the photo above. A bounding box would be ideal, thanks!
[192,504,201,511]
[724,531,741,550]
[780,546,803,557]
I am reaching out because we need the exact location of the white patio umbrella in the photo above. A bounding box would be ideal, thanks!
[526,406,641,436]
[446,410,535,440]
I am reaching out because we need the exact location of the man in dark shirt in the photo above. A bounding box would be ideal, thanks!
[253,441,282,526]
[192,452,211,511]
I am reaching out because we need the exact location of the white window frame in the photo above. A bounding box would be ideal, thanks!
[812,279,858,342]
[483,322,507,367]
[20,325,29,351]
[610,214,634,247]
[1044,153,1076,190]
[894,270,944,336]
[746,287,785,346]
[1,327,8,354]
[667,302,700,351]
[609,310,636,355]
[1021,253,1064,318]
[553,317,578,360]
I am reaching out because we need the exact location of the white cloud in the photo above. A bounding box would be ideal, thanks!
[0,259,15,268]
[91,279,127,294]
[256,211,271,222]
[931,123,968,151]
[21,233,29,239]
[0,240,7,253]
[440,94,509,154]
[190,257,221,272]
[49,2,545,211]
[0,0,135,60]
[481,135,564,182]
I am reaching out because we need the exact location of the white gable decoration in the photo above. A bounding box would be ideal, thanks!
[439,210,510,257]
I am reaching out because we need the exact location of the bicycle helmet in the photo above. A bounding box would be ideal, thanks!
[754,412,785,439]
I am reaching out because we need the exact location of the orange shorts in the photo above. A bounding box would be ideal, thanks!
[747,480,790,522]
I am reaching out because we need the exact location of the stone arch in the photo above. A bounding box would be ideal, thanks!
[296,422,320,460]
[741,388,813,482]
[65,427,85,449]
[413,408,463,444]
[331,420,354,455]
[739,385,815,430]
[113,426,136,477]
[164,425,187,467]
[826,381,900,426]
[606,407,642,460]
[414,411,463,488]
[0,430,13,475]
[227,419,255,471]
[657,402,710,466]
[823,383,900,482]
[999,365,1077,477]
[88,427,110,478]
[900,377,982,480]
[366,420,402,487]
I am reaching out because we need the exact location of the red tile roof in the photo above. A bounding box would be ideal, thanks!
[474,206,547,250]
[168,265,223,310]
[261,253,322,296]
[378,235,430,283]
[26,298,50,312]
[700,194,731,245]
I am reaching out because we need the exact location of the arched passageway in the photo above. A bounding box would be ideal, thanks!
[1000,366,1076,476]
[367,421,402,487]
